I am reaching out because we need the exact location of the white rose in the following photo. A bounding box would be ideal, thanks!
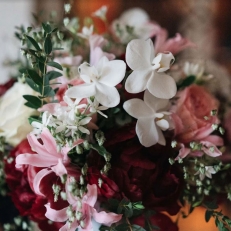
[0,82,36,146]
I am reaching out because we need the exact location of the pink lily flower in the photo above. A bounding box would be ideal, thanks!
[15,128,83,196]
[45,184,122,231]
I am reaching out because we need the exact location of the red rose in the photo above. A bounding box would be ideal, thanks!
[133,213,178,231]
[4,139,63,230]
[171,85,219,143]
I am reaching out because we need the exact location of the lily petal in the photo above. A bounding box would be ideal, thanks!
[51,158,67,177]
[45,203,68,222]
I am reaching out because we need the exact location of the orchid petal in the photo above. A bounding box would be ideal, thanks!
[155,52,175,72]
[123,98,153,119]
[33,169,53,197]
[79,117,92,126]
[126,39,153,70]
[144,90,169,111]
[99,60,126,87]
[156,119,169,131]
[45,203,68,222]
[157,126,166,145]
[78,62,98,83]
[136,118,158,147]
[66,84,96,99]
[148,72,176,99]
[125,69,152,93]
[95,83,120,107]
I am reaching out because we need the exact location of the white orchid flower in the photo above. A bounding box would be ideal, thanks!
[77,25,94,39]
[66,56,126,108]
[125,38,176,99]
[195,166,216,181]
[123,90,171,147]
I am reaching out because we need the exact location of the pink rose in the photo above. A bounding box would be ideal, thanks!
[172,85,219,143]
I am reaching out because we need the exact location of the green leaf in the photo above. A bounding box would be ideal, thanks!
[90,144,108,156]
[133,202,145,210]
[177,75,196,89]
[52,28,58,33]
[47,61,63,71]
[27,69,43,85]
[28,117,41,125]
[38,61,45,73]
[52,47,64,51]
[204,200,219,210]
[43,86,55,97]
[205,210,213,222]
[46,71,63,80]
[25,78,40,92]
[26,35,41,51]
[114,223,129,231]
[44,36,52,54]
[23,95,42,109]
[42,23,52,34]
[131,225,146,231]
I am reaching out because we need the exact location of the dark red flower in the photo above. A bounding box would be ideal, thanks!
[0,79,15,97]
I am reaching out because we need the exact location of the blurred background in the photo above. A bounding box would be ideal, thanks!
[0,0,231,230]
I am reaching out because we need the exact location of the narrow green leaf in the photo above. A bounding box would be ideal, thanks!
[44,36,52,54]
[46,71,62,80]
[23,95,42,109]
[28,117,41,125]
[52,28,58,33]
[27,69,43,85]
[25,78,40,92]
[43,86,55,97]
[47,61,63,71]
[90,144,108,157]
[205,210,213,222]
[26,35,41,51]
[52,47,64,51]
[38,61,45,73]
[177,75,196,89]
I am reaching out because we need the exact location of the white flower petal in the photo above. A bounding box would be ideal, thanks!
[99,60,126,87]
[78,126,90,135]
[65,83,96,99]
[144,90,169,111]
[123,99,153,119]
[136,118,158,147]
[155,52,175,72]
[125,69,152,93]
[79,117,92,125]
[147,72,176,99]
[126,39,153,70]
[156,126,166,145]
[79,62,98,83]
[156,119,169,131]
[95,83,120,107]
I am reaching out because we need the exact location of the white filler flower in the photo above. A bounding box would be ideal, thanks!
[125,38,176,99]
[66,56,126,108]
[123,90,171,147]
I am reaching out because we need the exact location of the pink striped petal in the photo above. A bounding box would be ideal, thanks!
[40,128,61,158]
[84,184,97,207]
[51,159,67,177]
[16,154,57,168]
[92,208,122,226]
[33,169,53,196]
[45,203,68,222]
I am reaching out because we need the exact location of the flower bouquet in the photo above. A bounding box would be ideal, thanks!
[1,3,231,231]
